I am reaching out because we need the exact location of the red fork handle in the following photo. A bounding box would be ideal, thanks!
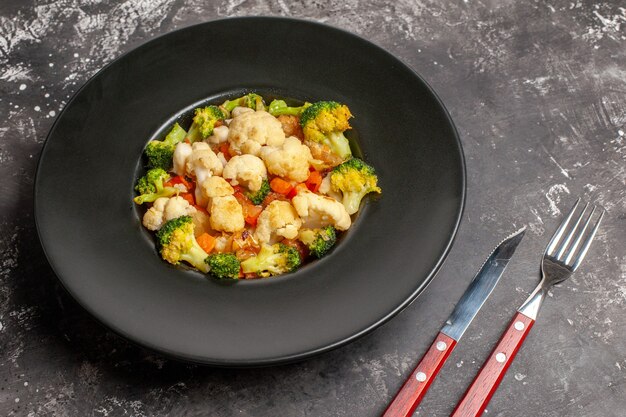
[450,312,535,417]
[382,332,456,417]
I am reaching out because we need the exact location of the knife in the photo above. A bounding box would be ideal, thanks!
[381,227,526,417]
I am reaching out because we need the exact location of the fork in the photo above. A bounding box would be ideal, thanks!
[450,198,604,417]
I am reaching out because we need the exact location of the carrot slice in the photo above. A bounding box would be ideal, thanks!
[218,143,231,160]
[245,204,263,226]
[287,183,308,199]
[196,233,216,254]
[169,175,193,190]
[270,177,293,195]
[179,192,195,206]
[305,170,322,193]
[233,190,251,205]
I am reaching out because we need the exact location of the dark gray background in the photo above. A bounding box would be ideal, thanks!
[1,1,624,416]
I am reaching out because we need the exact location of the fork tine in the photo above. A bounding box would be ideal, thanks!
[546,198,580,256]
[571,209,605,271]
[556,202,589,260]
[564,206,596,265]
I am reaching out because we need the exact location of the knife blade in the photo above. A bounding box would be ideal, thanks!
[440,228,526,341]
[381,227,526,417]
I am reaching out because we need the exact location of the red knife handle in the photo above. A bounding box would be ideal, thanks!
[382,332,456,417]
[450,312,535,417]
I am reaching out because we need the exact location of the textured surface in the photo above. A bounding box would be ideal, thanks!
[1,1,624,416]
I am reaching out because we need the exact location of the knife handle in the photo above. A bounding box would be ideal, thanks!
[382,332,456,417]
[450,312,534,417]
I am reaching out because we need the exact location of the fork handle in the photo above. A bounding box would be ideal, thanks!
[450,312,534,417]
[382,332,456,417]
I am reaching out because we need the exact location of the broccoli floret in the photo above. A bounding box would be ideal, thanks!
[221,93,265,113]
[144,122,187,170]
[133,168,178,204]
[245,179,270,205]
[240,243,302,277]
[330,158,381,215]
[298,226,337,259]
[156,216,210,273]
[186,105,225,142]
[268,99,311,116]
[300,101,353,160]
[206,253,241,279]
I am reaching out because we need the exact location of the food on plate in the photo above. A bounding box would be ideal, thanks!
[300,101,353,161]
[329,158,382,215]
[186,106,225,142]
[134,93,381,279]
[298,226,337,259]
[144,123,187,170]
[205,253,241,280]
[240,243,302,278]
[156,215,210,274]
[133,168,179,205]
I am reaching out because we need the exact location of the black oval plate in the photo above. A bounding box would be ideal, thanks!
[35,17,465,366]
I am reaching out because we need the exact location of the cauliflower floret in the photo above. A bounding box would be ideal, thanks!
[186,141,223,180]
[153,197,169,212]
[196,176,234,209]
[216,152,228,168]
[255,200,303,244]
[141,196,196,231]
[190,209,212,236]
[227,110,286,156]
[208,125,229,144]
[142,209,164,231]
[231,106,255,118]
[213,235,232,253]
[318,174,342,202]
[200,176,234,198]
[260,136,313,182]
[164,196,197,221]
[291,189,351,231]
[184,142,223,205]
[222,154,268,192]
[172,142,192,176]
[210,195,245,233]
[142,197,169,231]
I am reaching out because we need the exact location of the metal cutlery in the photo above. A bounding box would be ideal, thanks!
[450,198,604,417]
[382,228,526,417]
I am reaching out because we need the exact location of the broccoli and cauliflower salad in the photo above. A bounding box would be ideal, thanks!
[134,93,381,279]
